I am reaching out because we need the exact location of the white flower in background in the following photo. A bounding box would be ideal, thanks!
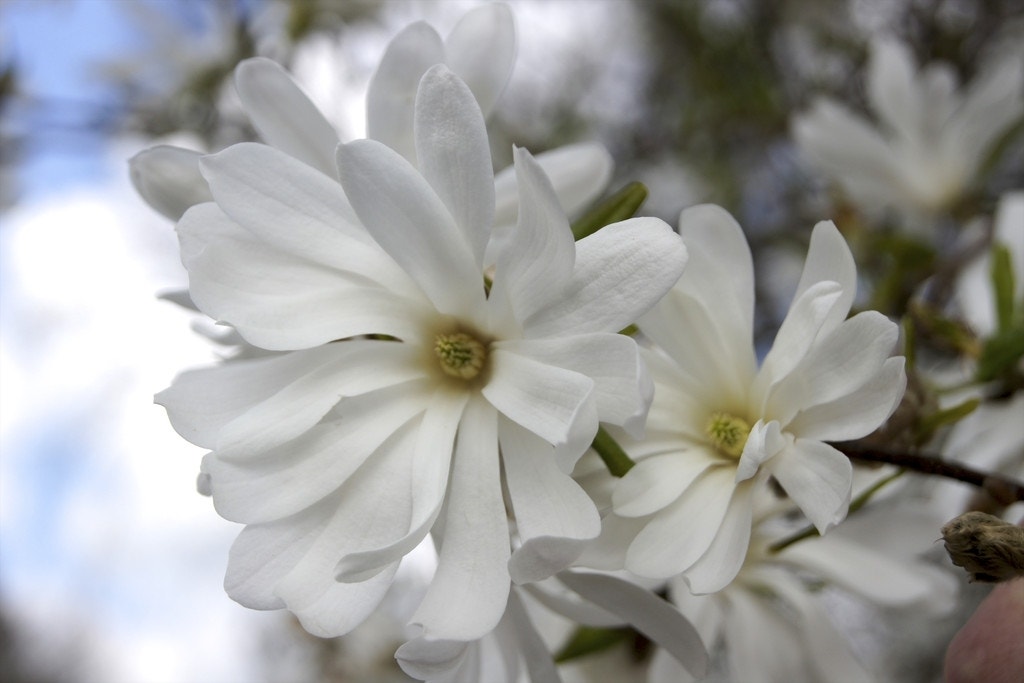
[397,572,707,683]
[130,3,613,226]
[157,66,687,641]
[647,515,957,683]
[793,36,1023,223]
[607,205,906,593]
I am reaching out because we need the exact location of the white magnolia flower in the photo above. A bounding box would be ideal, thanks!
[131,4,613,225]
[647,516,957,683]
[397,572,707,683]
[157,66,687,641]
[607,205,906,593]
[793,36,1024,222]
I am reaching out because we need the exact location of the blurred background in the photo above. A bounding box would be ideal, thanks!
[1,1,1022,681]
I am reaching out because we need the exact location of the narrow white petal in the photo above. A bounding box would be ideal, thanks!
[867,37,923,141]
[395,637,471,681]
[558,572,708,679]
[129,145,211,220]
[526,217,688,337]
[792,221,856,335]
[613,453,712,518]
[767,439,852,534]
[725,588,805,682]
[786,356,906,441]
[484,348,595,448]
[234,58,340,177]
[444,3,516,118]
[489,146,575,325]
[365,21,444,164]
[626,466,735,578]
[412,397,510,640]
[337,139,485,318]
[506,591,563,683]
[335,388,468,582]
[415,65,494,268]
[681,476,761,594]
[735,420,787,482]
[500,420,600,583]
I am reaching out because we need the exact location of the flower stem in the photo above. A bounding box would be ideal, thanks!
[591,426,635,477]
[835,442,1024,504]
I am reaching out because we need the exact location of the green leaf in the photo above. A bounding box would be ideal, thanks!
[571,182,648,241]
[916,398,981,443]
[554,626,632,663]
[976,321,1024,383]
[990,243,1016,334]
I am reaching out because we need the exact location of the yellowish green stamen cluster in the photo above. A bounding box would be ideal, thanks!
[434,332,487,380]
[706,412,752,458]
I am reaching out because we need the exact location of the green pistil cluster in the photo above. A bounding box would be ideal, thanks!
[706,411,752,459]
[434,332,487,380]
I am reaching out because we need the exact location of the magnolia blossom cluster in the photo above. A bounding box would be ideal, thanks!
[132,4,1023,682]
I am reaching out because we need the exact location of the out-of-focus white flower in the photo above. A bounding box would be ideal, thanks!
[606,205,906,593]
[647,516,958,683]
[397,573,707,683]
[792,36,1024,223]
[130,4,614,226]
[157,66,687,641]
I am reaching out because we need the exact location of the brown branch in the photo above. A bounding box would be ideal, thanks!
[835,441,1024,504]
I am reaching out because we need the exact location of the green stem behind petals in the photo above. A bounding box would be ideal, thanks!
[571,182,649,241]
[591,426,635,477]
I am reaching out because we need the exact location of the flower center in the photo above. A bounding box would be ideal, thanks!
[705,412,752,459]
[434,332,487,380]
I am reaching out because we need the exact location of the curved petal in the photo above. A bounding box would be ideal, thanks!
[792,221,856,336]
[525,217,688,337]
[489,146,575,328]
[483,348,595,448]
[207,382,431,524]
[613,452,713,518]
[500,420,601,583]
[366,21,444,164]
[558,571,708,679]
[337,138,485,318]
[415,65,494,268]
[506,591,563,683]
[335,387,468,582]
[681,475,762,594]
[492,142,614,233]
[444,2,515,118]
[867,37,923,142]
[735,420,786,482]
[129,145,211,220]
[177,203,428,349]
[786,356,906,441]
[625,466,735,579]
[396,637,471,681]
[412,396,510,640]
[766,439,852,534]
[725,588,805,682]
[234,58,340,177]
[497,332,649,435]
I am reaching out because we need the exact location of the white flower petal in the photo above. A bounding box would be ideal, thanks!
[396,637,471,681]
[500,420,600,584]
[767,439,852,534]
[498,332,650,434]
[207,382,431,524]
[526,217,688,337]
[444,3,515,119]
[767,311,899,426]
[178,203,427,348]
[792,221,856,335]
[415,65,494,268]
[613,452,712,518]
[335,388,468,582]
[365,21,444,164]
[412,396,510,640]
[681,476,762,594]
[558,571,708,679]
[724,587,805,682]
[505,591,563,683]
[867,38,923,142]
[626,466,735,578]
[483,348,595,449]
[786,356,906,441]
[491,142,614,235]
[129,145,211,220]
[489,146,575,327]
[234,58,340,177]
[337,138,486,318]
[735,420,786,482]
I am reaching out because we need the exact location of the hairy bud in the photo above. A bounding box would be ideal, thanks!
[941,512,1024,583]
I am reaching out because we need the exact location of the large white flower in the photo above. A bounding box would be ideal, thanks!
[157,65,687,641]
[130,4,613,226]
[792,36,1023,223]
[647,514,957,683]
[606,205,906,593]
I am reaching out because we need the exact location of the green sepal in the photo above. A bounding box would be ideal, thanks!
[916,397,981,444]
[990,243,1016,334]
[976,321,1024,383]
[554,626,632,663]
[571,182,649,241]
